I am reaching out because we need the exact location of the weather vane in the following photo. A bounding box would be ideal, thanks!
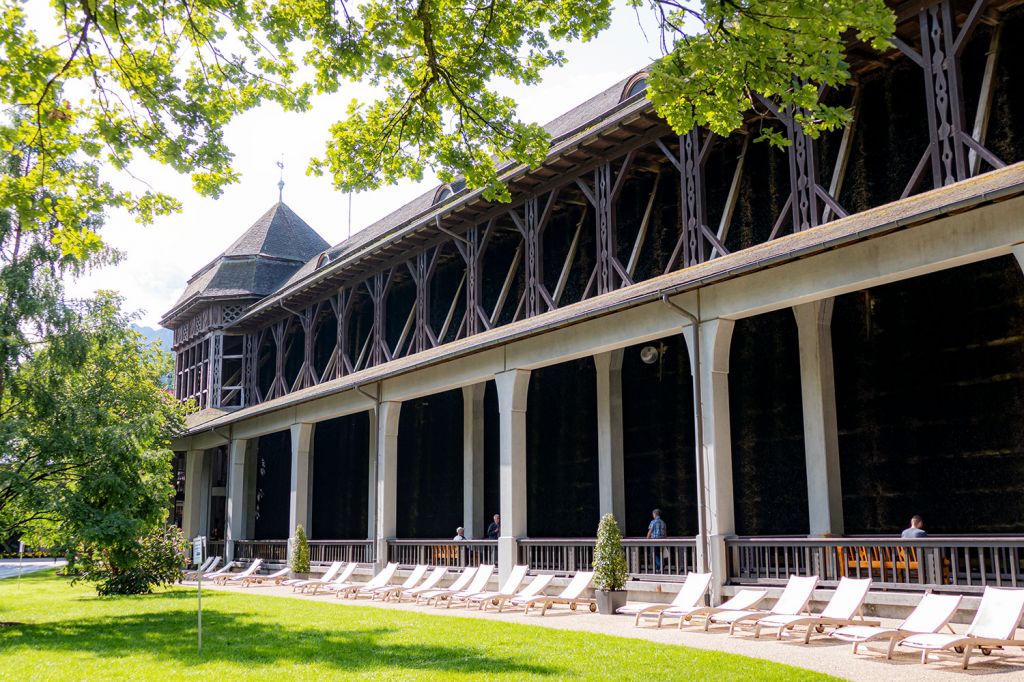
[276,156,285,203]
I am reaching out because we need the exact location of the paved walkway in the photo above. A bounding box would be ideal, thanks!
[201,580,1024,681]
[0,559,64,580]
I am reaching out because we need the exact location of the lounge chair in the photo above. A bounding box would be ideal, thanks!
[489,573,556,612]
[216,558,264,585]
[241,566,291,587]
[512,571,596,616]
[659,588,768,628]
[331,562,399,599]
[437,564,495,607]
[616,572,713,626]
[754,577,879,642]
[831,592,963,658]
[184,556,219,580]
[306,563,358,595]
[708,575,819,634]
[203,560,237,580]
[460,565,529,609]
[899,586,1024,668]
[281,561,343,590]
[415,567,479,605]
[361,564,428,600]
[393,566,448,602]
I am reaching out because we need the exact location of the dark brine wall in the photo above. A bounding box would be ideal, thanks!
[833,256,1024,535]
[311,413,370,539]
[396,389,463,538]
[254,430,291,540]
[526,358,600,537]
[621,335,699,538]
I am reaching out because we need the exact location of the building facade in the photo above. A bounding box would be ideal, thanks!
[168,0,1024,601]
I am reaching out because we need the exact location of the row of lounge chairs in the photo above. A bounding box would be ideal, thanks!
[616,571,1024,669]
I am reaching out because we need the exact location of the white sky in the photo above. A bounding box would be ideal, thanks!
[64,2,666,327]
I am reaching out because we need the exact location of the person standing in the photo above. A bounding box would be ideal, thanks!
[646,509,667,572]
[901,515,928,538]
[486,514,500,540]
[453,527,466,541]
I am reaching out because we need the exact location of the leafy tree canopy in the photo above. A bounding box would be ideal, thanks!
[2,0,894,229]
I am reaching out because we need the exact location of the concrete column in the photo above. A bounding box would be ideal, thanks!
[495,369,530,584]
[366,407,378,542]
[793,299,844,537]
[462,384,486,538]
[594,350,626,529]
[374,401,402,569]
[224,438,250,561]
[288,422,315,560]
[182,449,208,541]
[685,318,736,603]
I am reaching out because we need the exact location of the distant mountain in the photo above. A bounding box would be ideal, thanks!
[133,324,174,351]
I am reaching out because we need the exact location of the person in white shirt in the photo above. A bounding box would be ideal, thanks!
[453,527,466,541]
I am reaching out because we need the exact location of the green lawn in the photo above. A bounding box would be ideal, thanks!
[0,571,836,681]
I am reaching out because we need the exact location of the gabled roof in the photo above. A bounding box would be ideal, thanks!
[161,202,329,327]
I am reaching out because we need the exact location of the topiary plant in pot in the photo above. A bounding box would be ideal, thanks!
[290,525,310,577]
[592,513,628,614]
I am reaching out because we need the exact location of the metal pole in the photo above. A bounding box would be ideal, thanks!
[197,570,202,654]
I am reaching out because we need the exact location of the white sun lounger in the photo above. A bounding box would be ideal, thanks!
[438,564,495,607]
[203,560,236,580]
[754,577,879,642]
[241,566,291,587]
[281,561,343,590]
[616,572,713,626]
[214,558,263,585]
[416,567,478,605]
[184,556,219,580]
[306,563,358,595]
[361,564,428,600]
[332,562,399,599]
[396,567,448,602]
[460,565,529,609]
[659,588,768,628]
[899,586,1024,668]
[709,575,819,634]
[513,571,596,616]
[490,573,556,612]
[832,592,963,658]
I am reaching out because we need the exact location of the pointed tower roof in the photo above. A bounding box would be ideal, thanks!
[160,202,329,327]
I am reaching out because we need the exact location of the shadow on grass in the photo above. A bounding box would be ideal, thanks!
[0,605,559,676]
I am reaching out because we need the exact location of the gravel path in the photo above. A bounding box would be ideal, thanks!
[201,580,1024,681]
[0,559,65,580]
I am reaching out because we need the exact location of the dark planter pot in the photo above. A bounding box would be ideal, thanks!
[595,589,627,615]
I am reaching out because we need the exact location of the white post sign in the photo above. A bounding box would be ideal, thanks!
[193,536,205,654]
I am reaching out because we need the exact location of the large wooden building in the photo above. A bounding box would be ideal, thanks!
[168,0,1024,608]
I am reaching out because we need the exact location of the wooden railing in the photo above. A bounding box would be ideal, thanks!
[308,540,375,565]
[207,541,225,560]
[233,540,288,563]
[727,536,1024,594]
[518,538,697,580]
[387,539,496,569]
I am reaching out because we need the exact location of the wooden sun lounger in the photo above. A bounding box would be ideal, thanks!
[660,588,769,629]
[281,561,343,591]
[306,563,358,595]
[241,566,291,587]
[754,577,879,643]
[616,572,713,626]
[393,567,447,602]
[216,558,264,585]
[331,562,399,599]
[831,592,963,658]
[513,571,596,616]
[458,565,529,609]
[899,586,1024,668]
[415,567,478,605]
[361,564,428,600]
[437,565,495,608]
[708,575,819,634]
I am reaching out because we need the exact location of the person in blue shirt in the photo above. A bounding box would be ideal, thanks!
[646,509,667,572]
[901,515,928,538]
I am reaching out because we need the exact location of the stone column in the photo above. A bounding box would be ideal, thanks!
[793,299,844,536]
[182,449,209,541]
[288,422,315,561]
[374,401,402,569]
[366,407,379,543]
[463,384,486,538]
[495,369,530,584]
[224,438,250,562]
[685,318,736,603]
[594,350,626,529]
